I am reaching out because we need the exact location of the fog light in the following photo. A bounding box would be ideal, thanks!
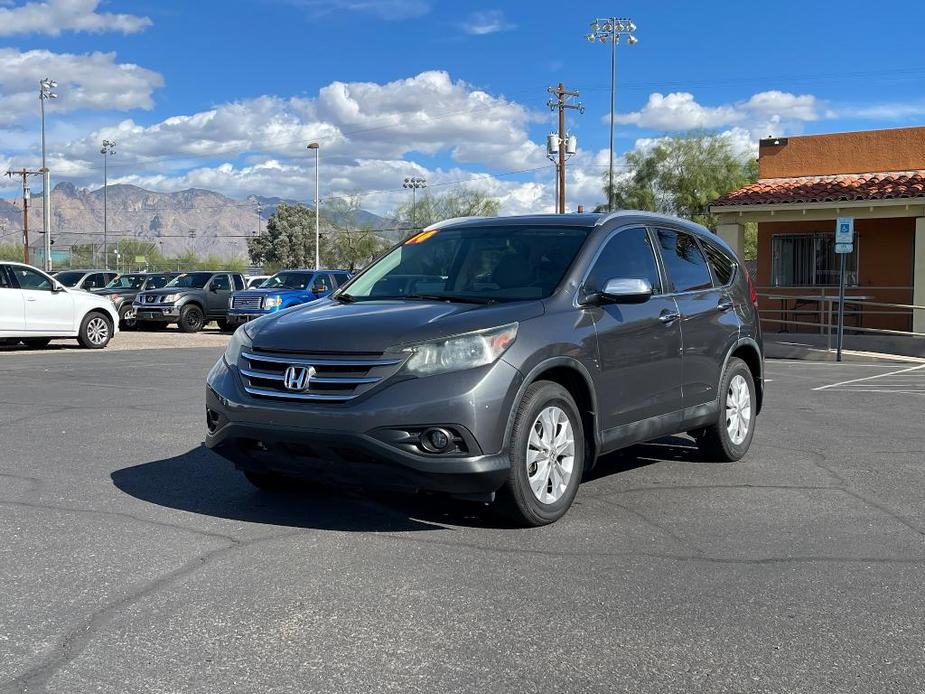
[420,427,452,453]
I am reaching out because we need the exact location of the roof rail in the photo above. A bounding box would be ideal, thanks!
[593,210,626,226]
[422,216,485,231]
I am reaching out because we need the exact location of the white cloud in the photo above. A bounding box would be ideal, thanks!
[56,71,545,173]
[0,0,151,36]
[461,9,514,35]
[0,48,164,125]
[616,90,826,132]
[285,0,429,20]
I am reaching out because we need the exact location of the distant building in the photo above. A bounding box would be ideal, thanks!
[711,126,925,335]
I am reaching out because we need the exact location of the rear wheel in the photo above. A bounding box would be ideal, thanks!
[695,357,756,462]
[21,337,52,349]
[495,381,585,526]
[118,304,137,330]
[178,304,205,333]
[78,311,113,349]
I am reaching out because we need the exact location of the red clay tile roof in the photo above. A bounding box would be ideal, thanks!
[712,170,925,207]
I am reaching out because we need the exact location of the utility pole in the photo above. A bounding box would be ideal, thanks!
[256,200,262,236]
[6,168,43,265]
[307,142,321,269]
[546,83,583,214]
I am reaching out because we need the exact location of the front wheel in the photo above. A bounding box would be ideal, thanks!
[695,357,757,462]
[217,319,235,334]
[178,304,205,333]
[118,304,137,330]
[495,381,585,526]
[78,312,113,349]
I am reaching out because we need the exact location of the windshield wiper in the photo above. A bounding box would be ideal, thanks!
[332,292,356,303]
[402,294,497,305]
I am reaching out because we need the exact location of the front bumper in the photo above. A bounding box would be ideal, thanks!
[133,304,180,321]
[227,309,272,324]
[204,356,523,496]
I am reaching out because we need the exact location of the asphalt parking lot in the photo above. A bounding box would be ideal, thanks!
[1,345,924,693]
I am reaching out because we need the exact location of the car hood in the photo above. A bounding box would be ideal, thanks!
[140,287,196,297]
[236,288,306,296]
[250,298,545,354]
[96,288,138,297]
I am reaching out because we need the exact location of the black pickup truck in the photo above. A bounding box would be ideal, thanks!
[133,271,245,332]
[94,272,178,329]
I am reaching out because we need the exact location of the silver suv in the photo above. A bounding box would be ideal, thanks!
[206,212,763,525]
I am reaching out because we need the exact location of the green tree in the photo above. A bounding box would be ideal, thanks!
[600,132,758,230]
[392,188,501,239]
[322,196,390,271]
[247,203,322,269]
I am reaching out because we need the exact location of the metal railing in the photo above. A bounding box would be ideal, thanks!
[758,292,925,349]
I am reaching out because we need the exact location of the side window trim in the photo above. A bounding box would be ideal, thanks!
[576,224,664,303]
[700,237,738,288]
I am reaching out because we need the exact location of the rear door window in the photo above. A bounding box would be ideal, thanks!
[232,274,245,291]
[0,265,13,288]
[656,229,714,293]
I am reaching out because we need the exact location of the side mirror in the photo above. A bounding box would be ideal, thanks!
[595,278,653,304]
[311,284,326,294]
[52,281,66,293]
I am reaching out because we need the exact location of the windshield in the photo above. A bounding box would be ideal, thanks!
[165,272,212,289]
[54,271,86,287]
[341,225,589,302]
[105,274,146,289]
[146,274,175,289]
[259,272,312,290]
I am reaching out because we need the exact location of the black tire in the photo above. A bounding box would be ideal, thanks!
[695,357,757,462]
[178,304,205,333]
[243,469,294,493]
[495,381,585,526]
[21,337,52,348]
[77,311,113,349]
[217,319,235,334]
[118,303,137,330]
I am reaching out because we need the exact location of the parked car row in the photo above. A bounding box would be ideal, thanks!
[0,264,351,349]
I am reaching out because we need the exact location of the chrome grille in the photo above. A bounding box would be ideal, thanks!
[239,350,404,403]
[145,294,157,304]
[233,295,263,310]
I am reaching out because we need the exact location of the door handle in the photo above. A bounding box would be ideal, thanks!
[25,296,37,302]
[659,310,680,324]
[717,298,734,311]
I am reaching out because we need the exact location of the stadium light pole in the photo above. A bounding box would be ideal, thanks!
[402,176,427,229]
[586,18,637,211]
[39,78,57,271]
[100,139,116,269]
[307,142,321,269]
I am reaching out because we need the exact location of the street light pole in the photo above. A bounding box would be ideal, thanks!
[307,143,321,269]
[39,78,57,271]
[403,177,427,229]
[100,139,116,270]
[586,18,637,211]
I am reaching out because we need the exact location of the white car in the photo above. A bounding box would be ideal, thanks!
[0,262,120,349]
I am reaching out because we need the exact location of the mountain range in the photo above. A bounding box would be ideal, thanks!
[0,183,390,258]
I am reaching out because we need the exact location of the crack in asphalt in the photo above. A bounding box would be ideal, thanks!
[2,529,307,694]
[0,472,44,493]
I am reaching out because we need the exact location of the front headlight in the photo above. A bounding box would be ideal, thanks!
[223,325,253,365]
[263,295,282,310]
[395,323,518,377]
[161,293,180,304]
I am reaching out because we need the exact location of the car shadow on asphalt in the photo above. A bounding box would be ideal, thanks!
[111,436,708,532]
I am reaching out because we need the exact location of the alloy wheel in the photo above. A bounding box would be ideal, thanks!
[87,317,110,345]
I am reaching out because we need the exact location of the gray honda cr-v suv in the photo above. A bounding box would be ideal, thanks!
[206,212,763,525]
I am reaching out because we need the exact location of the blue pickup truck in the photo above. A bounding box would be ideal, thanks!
[226,269,350,328]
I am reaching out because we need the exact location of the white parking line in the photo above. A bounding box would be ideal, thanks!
[812,363,925,391]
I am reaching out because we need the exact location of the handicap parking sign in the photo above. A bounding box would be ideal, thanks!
[836,217,854,244]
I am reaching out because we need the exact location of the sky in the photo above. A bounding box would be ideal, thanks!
[2,0,925,217]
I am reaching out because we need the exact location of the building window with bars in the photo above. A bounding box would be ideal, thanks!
[771,233,858,287]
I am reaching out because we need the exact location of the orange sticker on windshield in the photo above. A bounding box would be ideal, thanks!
[406,229,438,244]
